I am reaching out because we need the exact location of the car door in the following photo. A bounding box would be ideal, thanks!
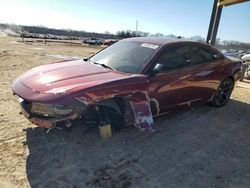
[147,43,195,114]
[187,44,225,102]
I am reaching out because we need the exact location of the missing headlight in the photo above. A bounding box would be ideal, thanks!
[31,103,72,117]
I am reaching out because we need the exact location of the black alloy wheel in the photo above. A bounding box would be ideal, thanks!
[210,78,234,107]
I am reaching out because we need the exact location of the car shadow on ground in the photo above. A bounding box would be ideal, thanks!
[25,99,250,188]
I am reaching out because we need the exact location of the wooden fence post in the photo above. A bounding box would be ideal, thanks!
[44,34,47,44]
[21,28,24,43]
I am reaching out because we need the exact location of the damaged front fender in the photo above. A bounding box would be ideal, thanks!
[87,92,154,132]
[127,93,154,132]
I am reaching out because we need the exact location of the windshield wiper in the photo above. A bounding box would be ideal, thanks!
[93,62,113,70]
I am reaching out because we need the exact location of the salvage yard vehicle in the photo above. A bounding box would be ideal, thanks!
[104,39,118,46]
[12,37,242,132]
[82,37,103,45]
[240,54,250,80]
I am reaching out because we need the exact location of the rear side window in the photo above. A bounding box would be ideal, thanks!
[190,45,220,65]
[155,44,190,72]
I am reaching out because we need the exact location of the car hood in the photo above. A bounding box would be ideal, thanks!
[17,60,135,94]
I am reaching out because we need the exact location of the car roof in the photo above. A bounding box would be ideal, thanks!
[123,37,192,46]
[123,37,221,53]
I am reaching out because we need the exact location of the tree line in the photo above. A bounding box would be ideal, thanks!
[1,23,249,50]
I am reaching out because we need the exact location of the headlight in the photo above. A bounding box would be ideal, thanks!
[31,103,72,117]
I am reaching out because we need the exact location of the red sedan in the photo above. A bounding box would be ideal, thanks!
[12,37,242,131]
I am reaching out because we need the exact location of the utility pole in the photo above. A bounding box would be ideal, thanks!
[136,20,138,36]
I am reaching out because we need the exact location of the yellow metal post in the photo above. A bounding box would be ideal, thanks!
[218,0,249,6]
[207,0,249,45]
[99,124,112,140]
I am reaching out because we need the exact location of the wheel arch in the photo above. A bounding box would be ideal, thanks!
[83,91,154,131]
[93,96,135,128]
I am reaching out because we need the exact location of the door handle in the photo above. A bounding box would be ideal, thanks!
[195,70,213,77]
[188,69,214,81]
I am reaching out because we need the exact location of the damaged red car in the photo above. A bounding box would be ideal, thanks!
[12,37,242,131]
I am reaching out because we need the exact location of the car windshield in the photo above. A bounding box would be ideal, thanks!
[89,41,158,74]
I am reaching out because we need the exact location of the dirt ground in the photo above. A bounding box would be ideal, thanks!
[0,36,250,188]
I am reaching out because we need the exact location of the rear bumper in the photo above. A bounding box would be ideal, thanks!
[234,69,241,81]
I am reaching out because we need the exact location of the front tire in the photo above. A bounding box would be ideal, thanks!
[98,106,124,130]
[210,77,234,107]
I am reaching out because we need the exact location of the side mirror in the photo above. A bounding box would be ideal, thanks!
[212,54,218,60]
[149,63,164,76]
[154,63,164,74]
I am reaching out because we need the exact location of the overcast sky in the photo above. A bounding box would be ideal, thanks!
[0,0,249,42]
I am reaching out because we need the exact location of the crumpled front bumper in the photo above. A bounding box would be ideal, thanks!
[19,99,83,128]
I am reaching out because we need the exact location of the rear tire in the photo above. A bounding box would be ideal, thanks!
[210,77,234,107]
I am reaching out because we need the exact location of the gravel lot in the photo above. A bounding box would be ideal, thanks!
[0,36,249,188]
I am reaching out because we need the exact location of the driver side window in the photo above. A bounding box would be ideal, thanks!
[155,44,190,72]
